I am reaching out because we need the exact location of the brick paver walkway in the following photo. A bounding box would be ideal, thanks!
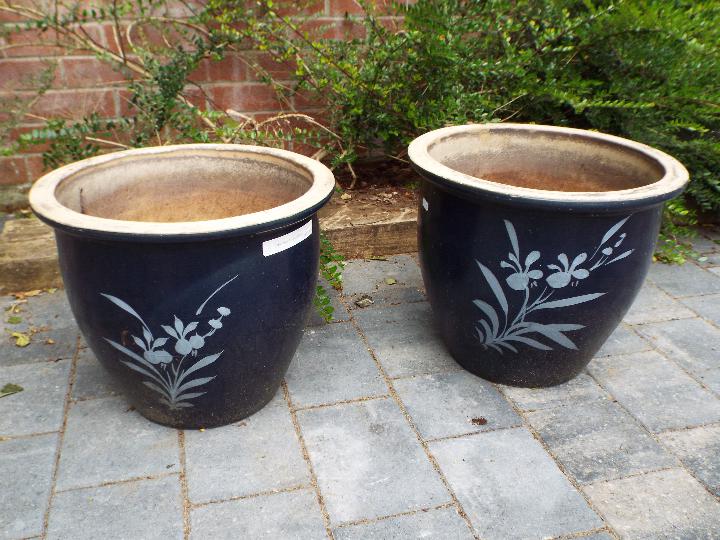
[2,230,720,539]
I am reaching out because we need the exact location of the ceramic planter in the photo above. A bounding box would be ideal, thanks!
[408,124,688,387]
[30,144,335,428]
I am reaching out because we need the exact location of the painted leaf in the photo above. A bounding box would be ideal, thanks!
[600,217,629,246]
[153,337,168,348]
[132,335,146,350]
[106,338,153,368]
[121,361,169,391]
[185,321,198,334]
[476,260,509,315]
[505,335,553,350]
[519,323,578,349]
[142,327,153,346]
[486,343,503,353]
[607,249,634,265]
[175,391,206,401]
[176,352,222,386]
[143,381,169,398]
[175,376,215,396]
[172,402,194,408]
[543,323,585,331]
[101,294,149,330]
[496,341,518,353]
[505,220,520,258]
[479,320,493,344]
[525,250,540,266]
[535,292,605,310]
[161,325,178,339]
[174,316,184,336]
[473,299,499,337]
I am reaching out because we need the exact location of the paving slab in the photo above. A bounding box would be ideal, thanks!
[697,368,720,395]
[659,424,720,496]
[285,323,386,409]
[595,324,651,357]
[47,475,183,540]
[0,433,57,540]
[342,255,425,306]
[681,293,720,325]
[635,317,720,374]
[0,359,71,437]
[588,351,720,432]
[190,488,325,540]
[526,400,677,484]
[500,372,608,412]
[583,468,720,539]
[333,506,473,540]
[184,393,309,504]
[71,346,118,401]
[393,370,520,440]
[296,397,449,525]
[648,262,720,298]
[621,282,696,325]
[56,396,180,491]
[306,280,348,327]
[0,292,78,366]
[430,427,603,540]
[353,302,459,378]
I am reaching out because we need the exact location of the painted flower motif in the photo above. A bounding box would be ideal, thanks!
[189,334,205,349]
[546,253,590,289]
[501,250,543,291]
[175,338,193,355]
[217,307,231,316]
[144,349,173,364]
[208,319,223,329]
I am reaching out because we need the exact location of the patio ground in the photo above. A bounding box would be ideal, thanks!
[1,230,719,539]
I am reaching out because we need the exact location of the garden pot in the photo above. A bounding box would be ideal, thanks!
[29,144,335,428]
[408,124,688,387]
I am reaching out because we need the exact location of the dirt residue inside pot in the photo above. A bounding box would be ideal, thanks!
[475,170,640,192]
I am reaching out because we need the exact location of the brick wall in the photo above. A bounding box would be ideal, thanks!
[0,1,399,189]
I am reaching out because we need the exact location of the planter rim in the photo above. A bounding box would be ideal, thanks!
[408,123,689,209]
[29,143,335,239]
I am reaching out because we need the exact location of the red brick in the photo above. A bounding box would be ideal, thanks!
[29,88,117,118]
[60,56,128,87]
[207,83,284,113]
[2,27,64,57]
[0,58,60,90]
[24,153,46,181]
[302,17,365,40]
[328,0,397,16]
[7,125,52,153]
[196,53,247,83]
[293,88,325,110]
[244,51,295,82]
[0,156,27,185]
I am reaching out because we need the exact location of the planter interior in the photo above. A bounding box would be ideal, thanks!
[426,126,666,192]
[54,150,312,222]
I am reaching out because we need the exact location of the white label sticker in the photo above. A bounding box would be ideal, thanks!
[422,197,429,211]
[263,220,313,257]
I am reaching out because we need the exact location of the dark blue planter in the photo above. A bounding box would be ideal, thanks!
[30,144,335,428]
[409,124,689,387]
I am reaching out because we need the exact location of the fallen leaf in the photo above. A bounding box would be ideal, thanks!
[0,383,24,398]
[11,332,30,347]
[471,417,488,426]
[340,193,352,200]
[46,338,55,345]
[385,277,397,285]
[354,294,374,308]
[368,256,388,261]
[46,288,58,294]
[12,289,42,300]
[6,316,22,324]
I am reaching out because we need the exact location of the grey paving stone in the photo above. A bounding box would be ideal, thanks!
[297,397,449,524]
[353,302,459,378]
[659,424,720,497]
[680,293,720,326]
[526,400,676,484]
[709,267,720,278]
[697,368,720,395]
[0,292,78,366]
[577,533,614,540]
[286,323,386,409]
[0,360,71,437]
[393,370,520,440]
[333,506,473,540]
[583,468,720,539]
[47,475,183,540]
[500,373,608,412]
[595,324,651,357]
[184,393,308,504]
[190,489,325,540]
[688,232,720,255]
[56,396,180,491]
[648,262,720,298]
[588,351,720,432]
[342,255,425,306]
[72,347,118,401]
[431,428,602,540]
[635,318,720,374]
[622,281,695,325]
[0,433,57,540]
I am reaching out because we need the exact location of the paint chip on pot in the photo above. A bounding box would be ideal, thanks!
[422,197,429,211]
[262,220,313,257]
